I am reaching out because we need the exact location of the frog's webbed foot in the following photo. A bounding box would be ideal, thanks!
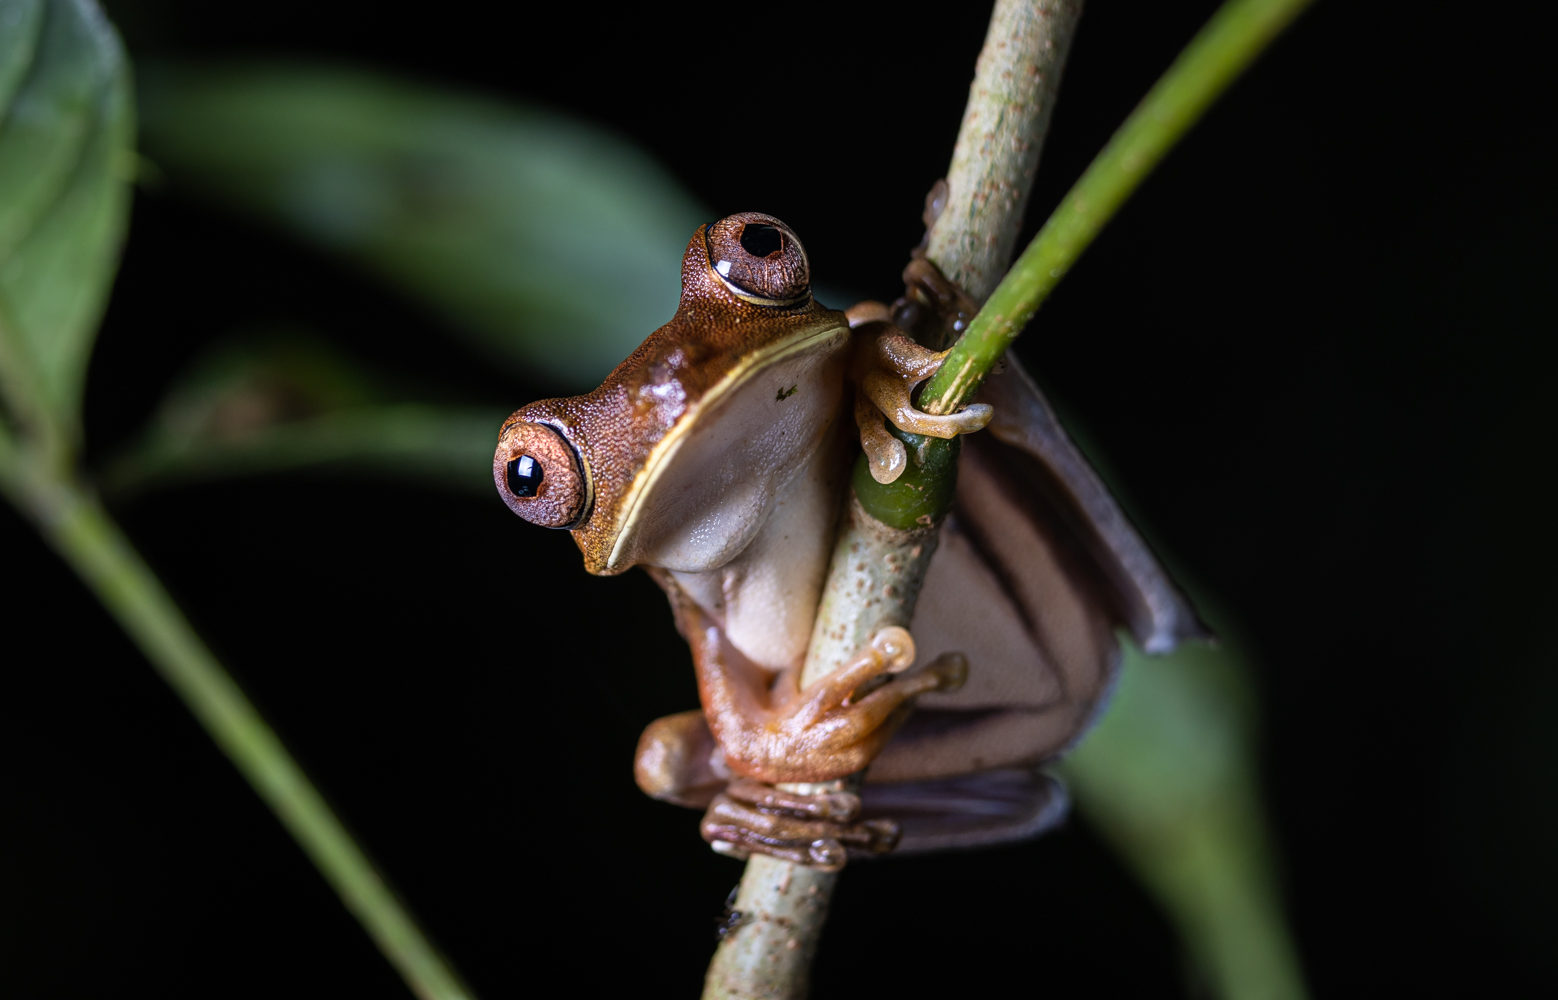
[846,305,993,485]
[701,629,967,870]
[700,778,899,871]
[632,709,903,870]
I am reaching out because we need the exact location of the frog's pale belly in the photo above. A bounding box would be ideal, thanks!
[670,421,848,671]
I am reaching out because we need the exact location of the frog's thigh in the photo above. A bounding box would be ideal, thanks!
[870,457,1120,782]
[858,768,1069,854]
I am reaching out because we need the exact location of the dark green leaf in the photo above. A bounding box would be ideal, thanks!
[100,331,504,495]
[1060,617,1309,1000]
[138,62,708,389]
[0,0,132,439]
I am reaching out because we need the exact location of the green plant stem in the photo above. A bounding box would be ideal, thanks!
[1,460,471,1000]
[921,0,1315,416]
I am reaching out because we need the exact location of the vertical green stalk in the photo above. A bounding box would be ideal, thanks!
[1,3,472,995]
[3,462,472,1000]
[921,0,1316,416]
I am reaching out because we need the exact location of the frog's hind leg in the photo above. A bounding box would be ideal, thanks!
[857,768,1070,855]
[700,778,899,871]
[634,709,729,809]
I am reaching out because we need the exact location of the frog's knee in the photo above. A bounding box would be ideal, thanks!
[634,709,728,808]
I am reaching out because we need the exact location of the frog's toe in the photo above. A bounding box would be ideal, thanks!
[880,396,993,439]
[858,327,994,443]
[700,784,899,870]
[792,626,917,728]
[855,390,908,484]
[724,777,861,821]
[865,367,993,440]
[830,652,970,744]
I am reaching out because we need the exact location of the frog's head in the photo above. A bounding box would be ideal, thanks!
[494,213,850,575]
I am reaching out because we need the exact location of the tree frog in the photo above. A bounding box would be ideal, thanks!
[494,213,1202,869]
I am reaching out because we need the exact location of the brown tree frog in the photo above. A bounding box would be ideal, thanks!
[494,213,1202,869]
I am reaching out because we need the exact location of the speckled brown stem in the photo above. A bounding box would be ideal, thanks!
[703,497,937,1000]
[702,6,1078,998]
[925,0,1082,309]
[797,497,940,689]
[701,856,836,1000]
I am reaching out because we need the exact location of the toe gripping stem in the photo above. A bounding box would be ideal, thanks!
[699,627,969,870]
[847,306,992,485]
[701,777,898,872]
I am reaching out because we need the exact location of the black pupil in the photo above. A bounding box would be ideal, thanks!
[739,224,783,258]
[506,455,543,497]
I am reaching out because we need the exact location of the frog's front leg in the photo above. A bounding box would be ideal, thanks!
[689,607,967,784]
[845,303,993,485]
[694,624,965,867]
[639,570,965,865]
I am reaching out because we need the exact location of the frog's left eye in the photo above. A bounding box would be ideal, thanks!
[493,421,590,529]
[704,212,810,307]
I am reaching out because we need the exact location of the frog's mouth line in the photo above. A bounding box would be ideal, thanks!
[605,320,850,573]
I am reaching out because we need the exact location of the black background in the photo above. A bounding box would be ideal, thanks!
[4,0,1554,996]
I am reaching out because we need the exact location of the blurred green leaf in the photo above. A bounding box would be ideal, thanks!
[0,0,132,443]
[101,332,504,495]
[137,62,708,389]
[1060,617,1309,1000]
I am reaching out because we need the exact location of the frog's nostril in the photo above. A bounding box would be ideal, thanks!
[506,455,544,497]
[739,223,783,258]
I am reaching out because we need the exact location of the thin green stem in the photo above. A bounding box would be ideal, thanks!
[4,463,471,1000]
[921,0,1315,415]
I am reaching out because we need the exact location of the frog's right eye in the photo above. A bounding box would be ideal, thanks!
[704,212,810,307]
[493,421,590,528]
